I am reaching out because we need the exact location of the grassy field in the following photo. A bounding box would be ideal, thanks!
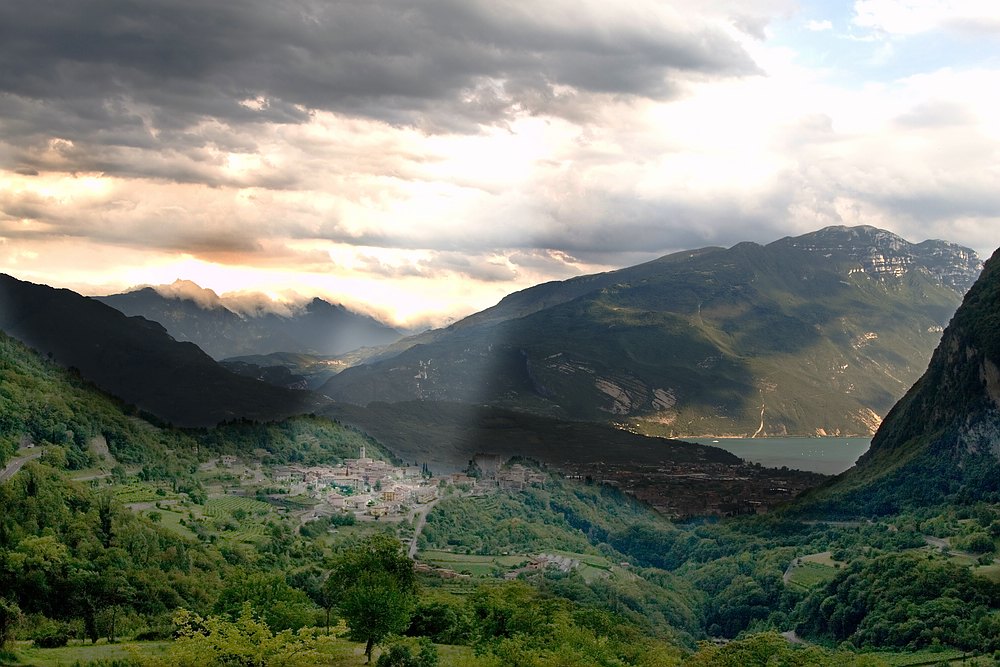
[801,551,838,566]
[546,549,616,583]
[418,548,619,583]
[784,551,842,590]
[9,639,170,666]
[141,506,197,540]
[864,647,979,665]
[787,561,839,589]
[8,636,486,667]
[975,562,1000,582]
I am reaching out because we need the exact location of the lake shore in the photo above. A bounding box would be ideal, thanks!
[684,437,872,475]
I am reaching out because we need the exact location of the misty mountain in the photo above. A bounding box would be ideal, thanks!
[97,280,402,360]
[799,244,1000,515]
[320,226,982,438]
[0,274,323,427]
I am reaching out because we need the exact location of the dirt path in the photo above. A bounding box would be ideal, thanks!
[923,535,950,550]
[782,558,798,585]
[0,450,42,483]
[923,535,998,563]
[408,497,441,559]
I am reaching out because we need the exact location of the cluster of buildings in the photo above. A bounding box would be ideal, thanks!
[461,455,548,491]
[273,446,437,519]
[504,553,579,580]
[217,447,551,524]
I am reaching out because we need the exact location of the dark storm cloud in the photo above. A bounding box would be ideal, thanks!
[0,0,756,163]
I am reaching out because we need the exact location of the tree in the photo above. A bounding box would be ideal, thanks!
[214,572,316,632]
[0,597,22,651]
[376,636,438,667]
[158,604,323,667]
[328,534,416,663]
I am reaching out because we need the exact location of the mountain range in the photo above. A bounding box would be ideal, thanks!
[318,226,982,438]
[0,225,984,450]
[0,274,321,427]
[97,280,402,360]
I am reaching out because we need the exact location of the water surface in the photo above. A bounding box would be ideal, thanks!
[685,437,871,475]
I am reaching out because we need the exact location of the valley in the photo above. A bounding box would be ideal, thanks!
[1,228,999,666]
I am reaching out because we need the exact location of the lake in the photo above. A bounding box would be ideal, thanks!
[684,437,871,475]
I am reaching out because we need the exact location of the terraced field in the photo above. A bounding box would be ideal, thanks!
[203,495,273,518]
[203,496,275,543]
[419,549,528,577]
[113,482,169,504]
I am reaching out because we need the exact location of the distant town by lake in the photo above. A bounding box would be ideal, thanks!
[684,437,871,475]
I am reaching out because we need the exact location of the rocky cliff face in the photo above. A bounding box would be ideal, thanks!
[779,225,982,293]
[863,245,1000,458]
[797,245,1000,514]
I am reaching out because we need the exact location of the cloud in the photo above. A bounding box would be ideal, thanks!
[852,0,1000,36]
[150,279,226,310]
[807,19,834,31]
[0,0,755,150]
[1,0,999,326]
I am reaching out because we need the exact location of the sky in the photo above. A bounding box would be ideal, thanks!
[2,0,1000,328]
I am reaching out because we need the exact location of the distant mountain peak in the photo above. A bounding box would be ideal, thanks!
[98,280,402,359]
[777,225,981,294]
[151,279,229,311]
[306,296,347,313]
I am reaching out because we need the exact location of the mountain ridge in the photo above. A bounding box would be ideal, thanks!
[319,226,982,438]
[0,273,322,427]
[97,280,403,360]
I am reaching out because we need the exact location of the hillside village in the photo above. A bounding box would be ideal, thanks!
[205,442,825,526]
[211,447,549,525]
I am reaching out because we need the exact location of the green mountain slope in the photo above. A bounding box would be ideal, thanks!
[0,330,187,470]
[796,245,1000,515]
[0,328,387,472]
[321,226,981,437]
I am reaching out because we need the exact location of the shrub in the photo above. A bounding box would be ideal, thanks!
[32,622,71,648]
[376,637,438,667]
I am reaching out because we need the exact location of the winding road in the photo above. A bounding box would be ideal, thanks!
[0,450,42,483]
